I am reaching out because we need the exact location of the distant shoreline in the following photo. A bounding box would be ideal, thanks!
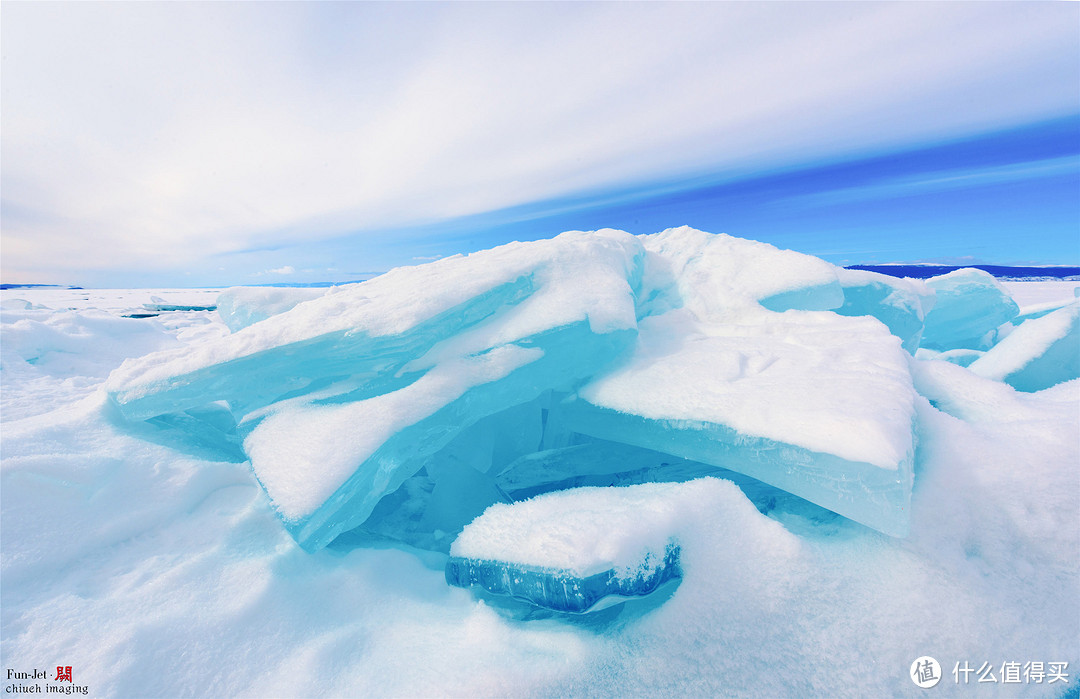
[5,266,1079,290]
[845,265,1080,281]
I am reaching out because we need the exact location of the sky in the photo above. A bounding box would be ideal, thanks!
[2,2,1078,288]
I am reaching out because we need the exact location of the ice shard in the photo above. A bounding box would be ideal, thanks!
[107,230,645,550]
[834,268,934,354]
[216,287,327,332]
[920,268,1019,351]
[575,229,918,537]
[969,301,1079,392]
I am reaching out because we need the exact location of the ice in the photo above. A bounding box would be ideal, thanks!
[919,268,1019,351]
[215,286,328,332]
[447,479,745,613]
[968,301,1079,392]
[102,227,926,549]
[1002,280,1080,308]
[577,230,918,537]
[106,230,640,420]
[3,276,1077,697]
[1,298,36,310]
[2,308,181,380]
[914,347,985,367]
[636,227,844,317]
[141,302,217,312]
[107,230,644,551]
[834,268,934,353]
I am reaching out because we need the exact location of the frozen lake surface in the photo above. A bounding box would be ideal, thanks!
[2,246,1077,697]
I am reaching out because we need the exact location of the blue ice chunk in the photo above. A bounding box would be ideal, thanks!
[758,282,844,313]
[108,274,536,421]
[107,230,646,553]
[560,399,913,537]
[577,258,918,541]
[322,397,550,552]
[834,269,933,354]
[216,287,326,332]
[493,437,843,533]
[1012,302,1075,324]
[447,481,709,612]
[969,302,1079,392]
[421,461,512,539]
[445,544,681,613]
[920,269,1019,351]
[102,399,247,463]
[106,227,926,559]
[267,322,635,552]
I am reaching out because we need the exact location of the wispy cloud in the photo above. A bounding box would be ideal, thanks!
[1,2,1077,283]
[262,266,295,276]
[780,156,1080,210]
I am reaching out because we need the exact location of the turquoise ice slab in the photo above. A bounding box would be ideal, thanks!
[758,281,844,313]
[1001,313,1079,392]
[278,322,636,552]
[215,287,326,332]
[920,269,1019,351]
[445,544,681,613]
[835,277,928,354]
[970,303,1080,393]
[560,400,913,537]
[108,274,535,420]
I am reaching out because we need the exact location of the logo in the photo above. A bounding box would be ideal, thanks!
[911,656,942,688]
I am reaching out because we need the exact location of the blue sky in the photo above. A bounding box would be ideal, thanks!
[2,2,1078,287]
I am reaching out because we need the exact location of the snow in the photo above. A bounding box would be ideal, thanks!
[215,286,327,332]
[100,229,922,543]
[834,268,934,353]
[451,480,713,578]
[638,227,844,316]
[1002,280,1080,308]
[105,230,642,403]
[968,302,1079,391]
[579,309,915,470]
[245,344,544,521]
[2,244,1078,697]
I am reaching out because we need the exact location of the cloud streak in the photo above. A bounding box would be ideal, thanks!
[780,156,1080,210]
[2,2,1077,283]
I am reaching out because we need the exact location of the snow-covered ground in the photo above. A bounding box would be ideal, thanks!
[2,280,1078,697]
[1002,281,1079,309]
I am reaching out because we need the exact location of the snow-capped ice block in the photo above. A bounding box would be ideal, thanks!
[575,232,918,537]
[638,227,844,317]
[834,269,934,354]
[106,226,922,550]
[247,324,633,551]
[107,230,645,551]
[1012,299,1077,325]
[447,482,691,612]
[920,269,1019,351]
[216,287,327,332]
[968,302,1079,392]
[107,230,642,421]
